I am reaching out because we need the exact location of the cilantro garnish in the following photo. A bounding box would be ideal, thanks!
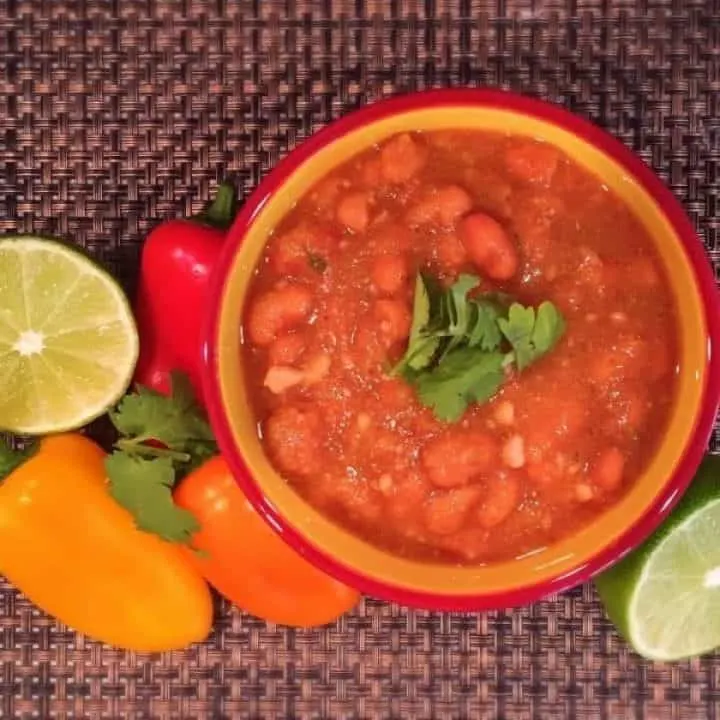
[0,439,38,483]
[105,453,199,543]
[105,372,218,544]
[416,349,506,423]
[498,301,566,371]
[392,273,566,422]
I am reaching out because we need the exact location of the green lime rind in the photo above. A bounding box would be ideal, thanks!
[0,235,139,434]
[595,455,720,661]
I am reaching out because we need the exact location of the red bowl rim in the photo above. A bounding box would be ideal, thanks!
[202,88,720,611]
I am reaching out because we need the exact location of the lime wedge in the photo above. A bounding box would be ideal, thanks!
[596,455,720,661]
[0,236,139,434]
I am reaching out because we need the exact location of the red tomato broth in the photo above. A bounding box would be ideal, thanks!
[242,130,678,565]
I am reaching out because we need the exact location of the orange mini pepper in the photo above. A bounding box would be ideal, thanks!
[175,456,359,627]
[0,434,213,651]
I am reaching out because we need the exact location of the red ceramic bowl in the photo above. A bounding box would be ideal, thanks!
[203,89,720,611]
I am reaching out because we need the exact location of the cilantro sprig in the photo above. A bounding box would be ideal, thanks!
[392,273,566,422]
[105,372,218,544]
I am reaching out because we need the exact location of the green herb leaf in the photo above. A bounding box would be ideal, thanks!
[467,300,505,351]
[532,301,567,355]
[497,303,537,370]
[408,273,432,342]
[105,452,199,544]
[0,439,38,483]
[406,335,441,371]
[442,274,482,356]
[110,372,215,452]
[415,349,505,422]
[389,272,566,422]
[447,274,481,333]
[498,301,566,371]
[106,371,220,546]
[392,274,439,374]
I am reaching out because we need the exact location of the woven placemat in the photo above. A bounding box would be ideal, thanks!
[1,1,719,718]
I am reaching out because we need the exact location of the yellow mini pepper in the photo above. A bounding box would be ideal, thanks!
[0,434,212,651]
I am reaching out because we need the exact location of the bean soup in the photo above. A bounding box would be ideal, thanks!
[242,130,678,564]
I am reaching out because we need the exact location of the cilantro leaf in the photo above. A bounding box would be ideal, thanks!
[467,300,505,351]
[111,372,215,452]
[533,301,566,355]
[0,439,38,482]
[409,273,431,340]
[442,274,481,356]
[497,303,537,370]
[415,349,505,422]
[393,274,440,374]
[498,302,566,370]
[389,272,565,421]
[104,371,222,546]
[447,274,481,335]
[407,335,441,371]
[394,273,482,374]
[106,452,199,544]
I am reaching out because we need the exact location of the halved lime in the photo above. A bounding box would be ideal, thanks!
[596,455,720,661]
[0,236,139,434]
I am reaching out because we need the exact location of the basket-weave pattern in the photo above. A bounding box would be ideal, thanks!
[1,1,719,718]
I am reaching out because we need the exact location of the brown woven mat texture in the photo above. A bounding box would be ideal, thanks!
[1,1,719,718]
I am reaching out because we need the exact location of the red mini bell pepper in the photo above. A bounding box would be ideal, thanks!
[134,183,237,403]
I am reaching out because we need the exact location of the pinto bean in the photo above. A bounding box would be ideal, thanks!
[380,133,427,184]
[476,472,520,529]
[435,527,490,562]
[436,232,469,272]
[264,405,324,476]
[336,191,372,233]
[246,285,314,347]
[459,212,519,280]
[405,185,473,227]
[302,353,332,384]
[373,299,412,345]
[423,486,484,536]
[268,332,307,366]
[421,432,497,488]
[268,224,335,275]
[371,254,409,295]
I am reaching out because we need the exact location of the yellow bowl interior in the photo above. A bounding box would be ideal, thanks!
[214,106,707,596]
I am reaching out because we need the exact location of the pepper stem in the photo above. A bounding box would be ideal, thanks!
[196,180,238,230]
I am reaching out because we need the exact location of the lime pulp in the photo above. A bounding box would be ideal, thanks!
[0,236,139,434]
